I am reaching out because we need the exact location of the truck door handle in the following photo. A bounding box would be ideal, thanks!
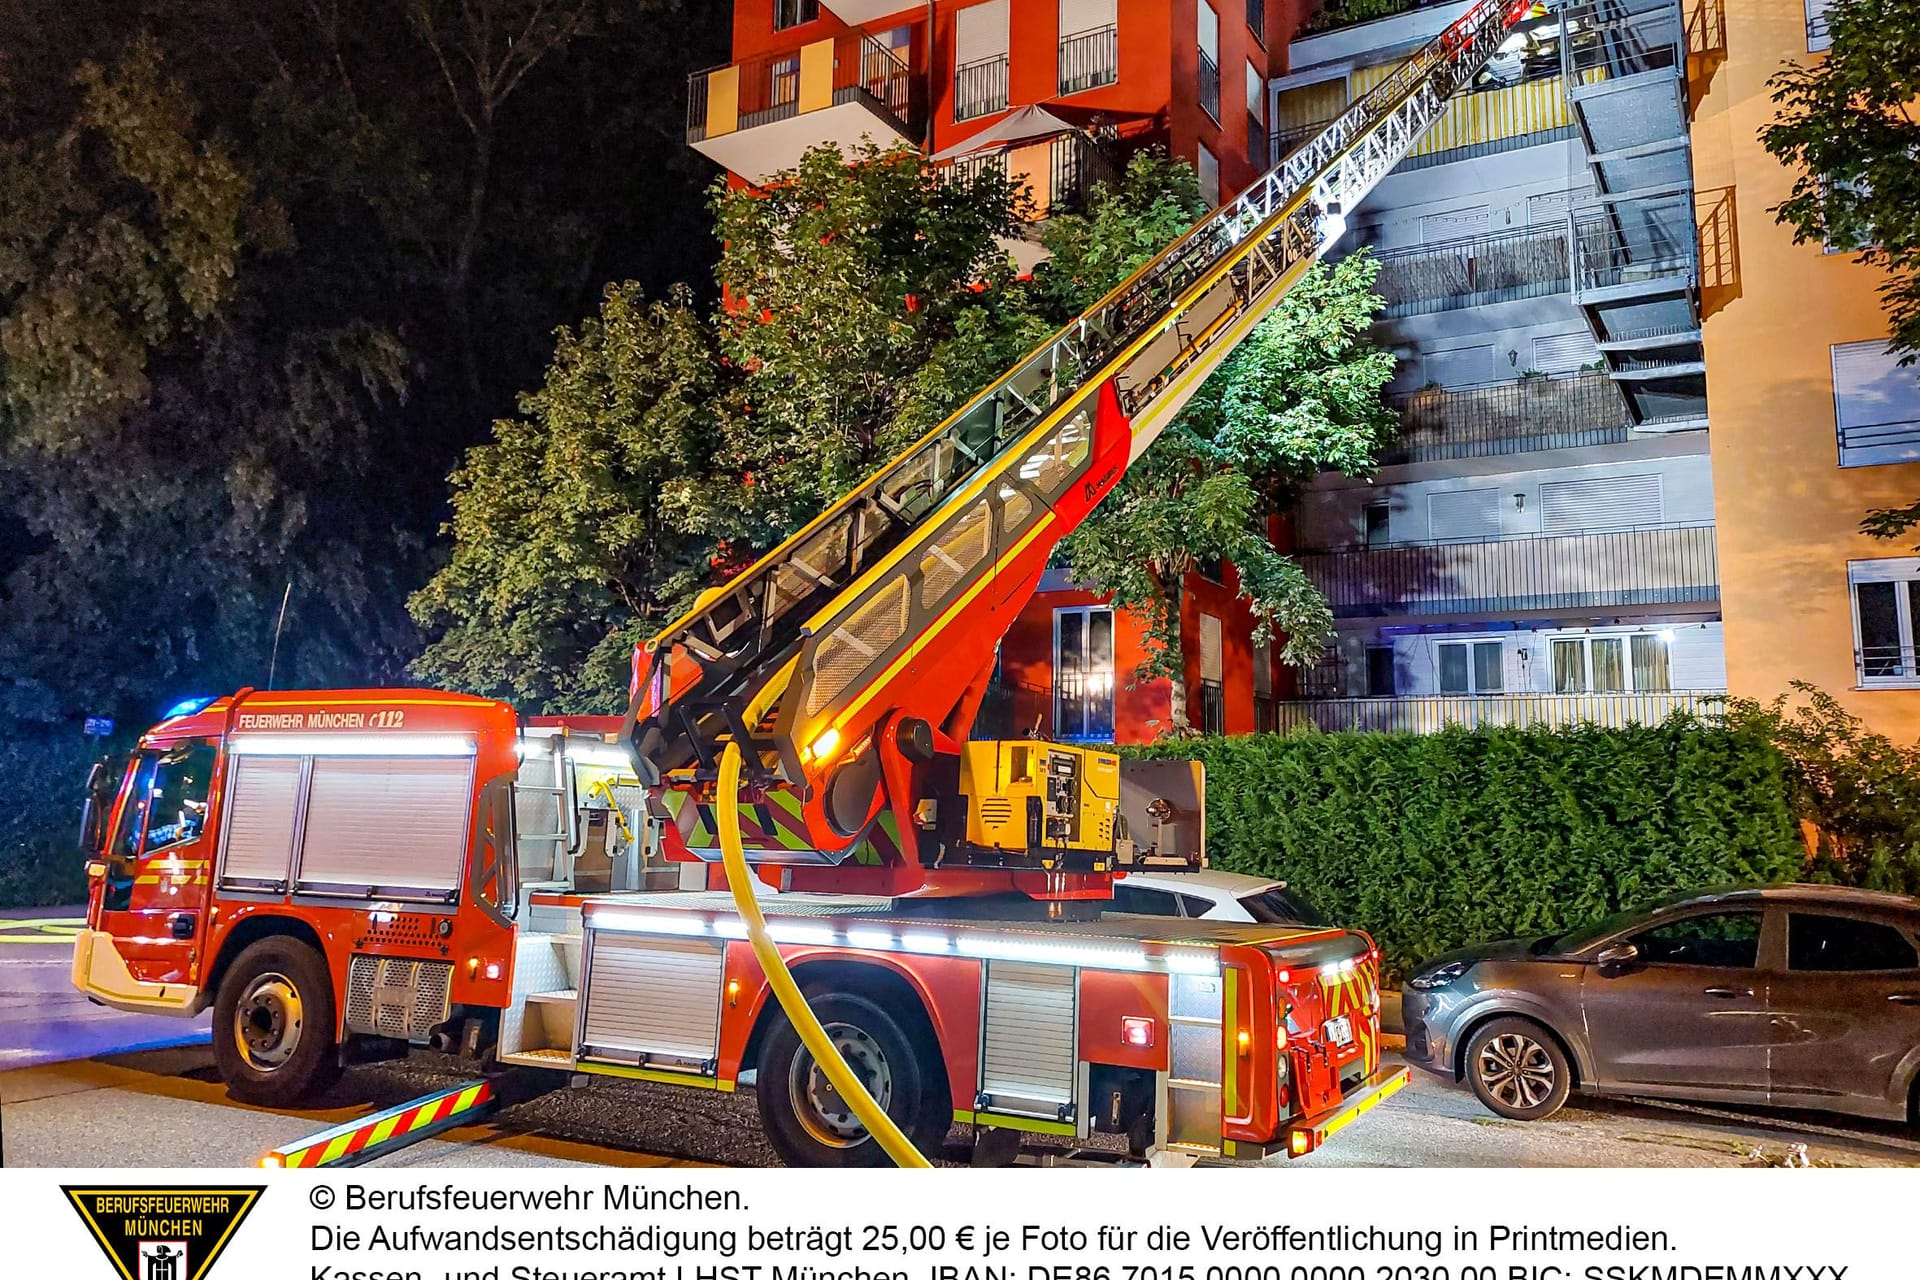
[1703,985,1751,999]
[1889,993,1920,1006]
[170,914,196,940]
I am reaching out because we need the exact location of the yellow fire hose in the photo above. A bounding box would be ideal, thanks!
[715,741,932,1168]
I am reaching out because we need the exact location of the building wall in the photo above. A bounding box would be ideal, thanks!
[1692,0,1920,737]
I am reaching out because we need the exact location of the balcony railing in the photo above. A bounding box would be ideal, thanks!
[1272,690,1725,734]
[1372,227,1569,317]
[955,53,1009,122]
[1840,419,1920,468]
[1571,194,1699,294]
[940,131,1114,219]
[687,32,917,146]
[1058,25,1119,96]
[1296,523,1721,618]
[971,678,1054,739]
[1561,0,1686,83]
[1197,48,1221,123]
[1379,371,1631,465]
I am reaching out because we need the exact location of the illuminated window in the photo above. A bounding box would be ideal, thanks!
[1054,606,1116,740]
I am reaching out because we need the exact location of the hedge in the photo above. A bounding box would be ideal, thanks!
[1136,717,1811,977]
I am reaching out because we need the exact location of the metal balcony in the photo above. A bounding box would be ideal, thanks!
[1272,690,1724,733]
[687,32,920,183]
[1378,371,1631,465]
[1569,187,1710,423]
[940,131,1114,220]
[1373,227,1569,318]
[1296,523,1721,619]
[1058,25,1119,96]
[955,53,1009,122]
[1198,48,1221,124]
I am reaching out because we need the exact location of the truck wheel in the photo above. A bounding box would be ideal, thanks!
[1464,1016,1570,1121]
[212,937,342,1107]
[756,990,943,1167]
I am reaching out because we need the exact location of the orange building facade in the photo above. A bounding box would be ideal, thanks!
[1693,0,1920,737]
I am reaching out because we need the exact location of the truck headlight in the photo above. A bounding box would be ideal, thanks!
[1406,959,1471,991]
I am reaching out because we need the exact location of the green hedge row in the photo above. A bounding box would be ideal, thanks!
[1136,718,1811,977]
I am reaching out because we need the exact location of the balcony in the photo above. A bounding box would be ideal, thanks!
[955,53,1009,122]
[1058,25,1119,96]
[1372,228,1569,318]
[1272,690,1724,734]
[686,32,919,183]
[941,130,1115,220]
[1296,523,1720,619]
[971,678,1054,740]
[1197,48,1221,124]
[1379,371,1632,465]
[1570,188,1711,423]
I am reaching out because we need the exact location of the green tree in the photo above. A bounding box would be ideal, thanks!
[689,143,1036,546]
[1761,0,1920,540]
[410,285,720,709]
[1045,164,1395,731]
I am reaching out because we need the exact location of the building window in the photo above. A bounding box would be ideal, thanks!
[1437,640,1503,695]
[1246,0,1266,45]
[1197,142,1220,207]
[1366,646,1396,697]
[1197,2,1222,124]
[1805,0,1832,50]
[1200,679,1226,734]
[1549,633,1673,694]
[1246,61,1266,170]
[1054,606,1116,739]
[955,0,1011,122]
[1198,611,1224,733]
[1363,502,1391,549]
[1833,340,1920,467]
[1849,559,1920,686]
[773,0,819,32]
[1058,0,1118,95]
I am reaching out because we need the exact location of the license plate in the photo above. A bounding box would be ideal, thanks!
[1324,1015,1354,1047]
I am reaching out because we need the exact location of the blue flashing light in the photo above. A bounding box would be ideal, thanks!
[162,695,217,720]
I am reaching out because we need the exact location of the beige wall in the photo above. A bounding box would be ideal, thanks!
[1692,0,1920,739]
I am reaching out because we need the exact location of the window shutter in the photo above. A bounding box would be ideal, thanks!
[1059,0,1115,36]
[1428,488,1501,541]
[1199,613,1224,682]
[1424,344,1496,388]
[1531,331,1596,374]
[1539,474,1663,534]
[956,0,1009,64]
[218,756,303,886]
[1422,205,1489,243]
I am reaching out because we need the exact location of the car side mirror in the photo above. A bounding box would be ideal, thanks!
[1595,942,1641,976]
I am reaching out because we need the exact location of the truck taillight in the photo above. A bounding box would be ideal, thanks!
[1121,1016,1153,1048]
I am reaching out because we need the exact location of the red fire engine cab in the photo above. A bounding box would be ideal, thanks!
[74,0,1531,1165]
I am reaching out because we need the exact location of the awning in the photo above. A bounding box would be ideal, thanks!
[929,105,1082,162]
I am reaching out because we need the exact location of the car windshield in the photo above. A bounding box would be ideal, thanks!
[1237,886,1326,926]
[1551,888,1724,952]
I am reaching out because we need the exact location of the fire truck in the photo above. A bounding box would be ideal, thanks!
[73,0,1532,1167]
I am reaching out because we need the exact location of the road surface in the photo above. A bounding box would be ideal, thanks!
[5,908,1916,1169]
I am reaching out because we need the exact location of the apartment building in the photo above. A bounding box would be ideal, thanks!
[1269,0,1731,732]
[1692,0,1920,739]
[686,0,1302,742]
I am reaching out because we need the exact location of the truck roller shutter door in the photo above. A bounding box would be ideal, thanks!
[980,961,1078,1119]
[579,933,725,1068]
[295,756,473,899]
[218,755,303,888]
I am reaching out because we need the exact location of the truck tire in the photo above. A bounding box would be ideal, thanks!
[212,937,343,1107]
[1464,1016,1571,1121]
[756,990,944,1167]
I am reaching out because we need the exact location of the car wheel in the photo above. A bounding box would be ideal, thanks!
[756,990,944,1167]
[1464,1017,1571,1121]
[212,937,342,1107]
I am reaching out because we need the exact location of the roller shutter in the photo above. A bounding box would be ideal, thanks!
[219,756,303,887]
[980,961,1077,1118]
[580,933,725,1065]
[295,756,472,897]
[1540,474,1663,534]
[1428,488,1501,541]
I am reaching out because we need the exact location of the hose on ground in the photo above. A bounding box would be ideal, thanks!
[714,741,932,1168]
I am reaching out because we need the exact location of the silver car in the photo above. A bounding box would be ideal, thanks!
[1400,884,1920,1123]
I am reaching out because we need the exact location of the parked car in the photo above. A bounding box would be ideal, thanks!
[1400,884,1920,1124]
[1109,868,1326,925]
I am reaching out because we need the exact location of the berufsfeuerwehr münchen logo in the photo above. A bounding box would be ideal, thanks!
[63,1187,263,1280]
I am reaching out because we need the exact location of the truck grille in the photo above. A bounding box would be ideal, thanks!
[344,955,454,1041]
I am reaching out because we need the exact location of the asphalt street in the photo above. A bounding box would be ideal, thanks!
[5,909,1917,1170]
